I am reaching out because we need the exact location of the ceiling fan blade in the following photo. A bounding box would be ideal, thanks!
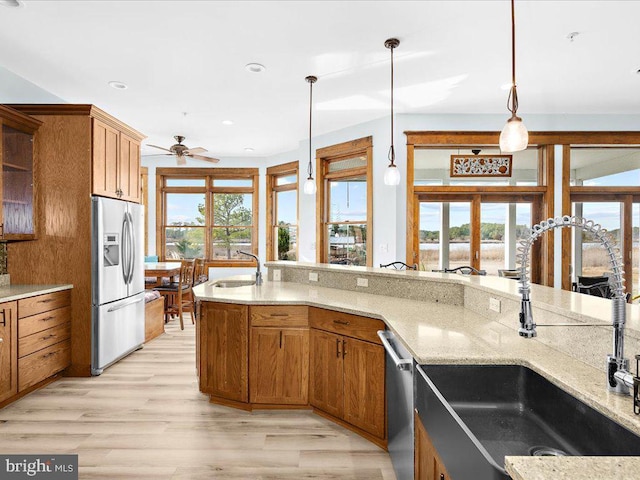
[147,144,173,153]
[176,155,187,166]
[185,147,207,155]
[189,154,220,163]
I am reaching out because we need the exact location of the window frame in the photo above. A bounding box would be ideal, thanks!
[266,161,299,261]
[156,167,259,267]
[315,136,373,266]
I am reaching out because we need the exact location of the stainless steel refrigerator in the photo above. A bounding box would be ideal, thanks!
[91,196,145,375]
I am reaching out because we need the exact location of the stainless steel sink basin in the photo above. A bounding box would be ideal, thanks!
[415,364,640,480]
[213,280,256,288]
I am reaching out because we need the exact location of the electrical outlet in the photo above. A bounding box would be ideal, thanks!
[357,277,369,287]
[489,297,501,313]
[309,272,319,282]
[272,269,282,281]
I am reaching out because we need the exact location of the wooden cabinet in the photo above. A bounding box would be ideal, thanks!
[0,105,41,241]
[0,301,18,403]
[249,305,309,405]
[17,290,71,392]
[198,302,249,403]
[415,411,452,480]
[93,119,141,202]
[309,307,386,441]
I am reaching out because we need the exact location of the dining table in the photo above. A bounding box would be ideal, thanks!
[144,261,182,288]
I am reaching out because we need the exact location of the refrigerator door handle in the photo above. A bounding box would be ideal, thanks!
[107,297,144,312]
[121,215,129,285]
[127,212,136,285]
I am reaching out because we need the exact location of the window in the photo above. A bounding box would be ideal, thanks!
[157,168,259,265]
[266,161,298,261]
[316,137,372,266]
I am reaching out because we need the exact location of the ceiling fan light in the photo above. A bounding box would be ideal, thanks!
[303,177,316,195]
[383,164,401,186]
[499,116,528,153]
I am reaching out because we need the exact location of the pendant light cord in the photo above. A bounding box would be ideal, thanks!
[506,0,519,117]
[388,42,396,166]
[305,76,317,180]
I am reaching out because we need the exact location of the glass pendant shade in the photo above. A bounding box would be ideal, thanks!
[384,164,401,186]
[303,177,316,195]
[499,116,528,153]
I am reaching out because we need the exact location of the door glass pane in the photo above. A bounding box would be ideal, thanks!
[328,224,367,265]
[213,193,252,226]
[480,203,532,276]
[212,228,252,260]
[3,126,34,235]
[572,202,622,282]
[328,176,367,222]
[419,202,471,271]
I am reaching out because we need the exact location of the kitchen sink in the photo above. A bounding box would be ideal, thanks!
[213,280,256,288]
[415,364,640,480]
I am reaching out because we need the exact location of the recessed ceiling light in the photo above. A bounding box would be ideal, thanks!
[222,120,234,126]
[244,147,255,153]
[245,63,266,74]
[0,0,23,7]
[566,32,580,42]
[108,81,128,90]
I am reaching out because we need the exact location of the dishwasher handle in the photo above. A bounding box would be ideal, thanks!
[377,330,412,371]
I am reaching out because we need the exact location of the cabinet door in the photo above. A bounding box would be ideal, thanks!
[199,302,248,402]
[92,119,119,199]
[343,337,385,438]
[1,125,35,240]
[119,133,141,203]
[415,411,451,480]
[250,327,309,405]
[309,328,343,418]
[0,302,18,403]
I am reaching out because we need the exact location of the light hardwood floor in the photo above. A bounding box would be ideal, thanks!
[0,318,397,479]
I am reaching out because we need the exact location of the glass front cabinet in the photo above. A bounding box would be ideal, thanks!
[0,105,41,241]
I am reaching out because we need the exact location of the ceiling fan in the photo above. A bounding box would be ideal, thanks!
[147,136,220,165]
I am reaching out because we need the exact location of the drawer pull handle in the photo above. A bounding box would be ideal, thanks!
[42,334,56,341]
[343,339,347,357]
[39,299,55,303]
[336,338,341,358]
[0,310,5,327]
[42,316,56,322]
[333,320,350,326]
[41,352,57,359]
[269,313,288,317]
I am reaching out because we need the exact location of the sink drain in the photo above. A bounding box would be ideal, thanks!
[529,446,569,457]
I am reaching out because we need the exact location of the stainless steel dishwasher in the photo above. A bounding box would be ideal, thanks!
[378,330,414,480]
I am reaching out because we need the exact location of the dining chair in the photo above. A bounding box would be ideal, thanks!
[433,265,487,276]
[155,259,195,330]
[380,261,418,270]
[194,258,208,285]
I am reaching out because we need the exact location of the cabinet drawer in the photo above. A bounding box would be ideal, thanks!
[18,290,71,318]
[19,323,71,358]
[250,305,308,327]
[18,339,70,391]
[309,307,385,344]
[19,306,70,338]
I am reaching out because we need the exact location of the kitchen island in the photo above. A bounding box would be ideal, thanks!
[193,262,640,480]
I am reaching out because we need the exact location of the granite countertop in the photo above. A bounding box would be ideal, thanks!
[193,275,640,480]
[0,284,73,303]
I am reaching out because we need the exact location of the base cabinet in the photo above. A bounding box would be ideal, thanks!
[415,411,452,480]
[198,302,248,403]
[0,302,18,403]
[309,307,386,441]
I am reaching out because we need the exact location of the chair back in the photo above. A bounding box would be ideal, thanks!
[194,258,207,284]
[380,261,417,270]
[434,265,486,276]
[178,259,195,291]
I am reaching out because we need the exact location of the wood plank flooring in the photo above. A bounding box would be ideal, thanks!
[0,318,396,479]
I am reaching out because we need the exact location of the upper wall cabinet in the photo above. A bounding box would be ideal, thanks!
[0,105,41,241]
[93,119,141,202]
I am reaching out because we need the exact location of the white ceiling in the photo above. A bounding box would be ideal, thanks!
[1,1,639,158]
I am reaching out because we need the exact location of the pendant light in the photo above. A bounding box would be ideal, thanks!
[384,38,401,186]
[499,0,528,153]
[303,75,318,195]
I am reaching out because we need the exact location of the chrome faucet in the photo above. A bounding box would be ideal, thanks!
[237,250,262,286]
[516,215,634,395]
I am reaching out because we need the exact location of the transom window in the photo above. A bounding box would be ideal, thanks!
[157,168,259,265]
